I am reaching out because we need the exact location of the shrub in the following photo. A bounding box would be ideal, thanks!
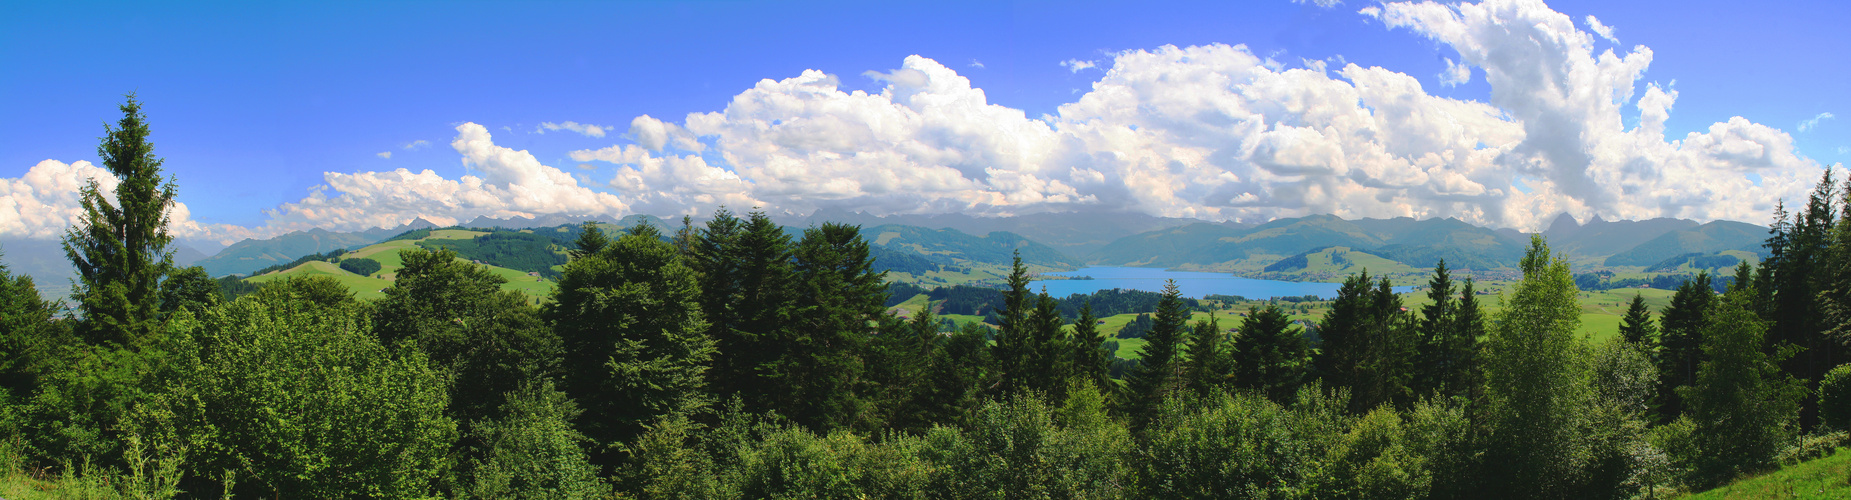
[337,257,381,277]
[1820,364,1851,431]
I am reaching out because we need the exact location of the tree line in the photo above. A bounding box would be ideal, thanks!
[6,97,1851,498]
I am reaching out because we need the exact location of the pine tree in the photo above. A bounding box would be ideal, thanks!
[1451,278,1487,399]
[1415,260,1456,396]
[1681,293,1804,488]
[63,94,178,346]
[1231,303,1307,403]
[1126,280,1189,428]
[991,251,1034,395]
[1183,313,1230,398]
[1656,272,1714,422]
[1026,290,1070,396]
[569,221,608,260]
[1069,302,1112,394]
[1618,293,1657,346]
[1314,271,1373,389]
[780,222,885,431]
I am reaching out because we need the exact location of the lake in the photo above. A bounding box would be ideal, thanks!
[1031,267,1411,300]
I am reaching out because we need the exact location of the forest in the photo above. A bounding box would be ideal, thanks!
[9,99,1851,499]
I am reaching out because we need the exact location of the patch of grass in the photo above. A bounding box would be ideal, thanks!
[247,260,397,300]
[1679,447,1851,499]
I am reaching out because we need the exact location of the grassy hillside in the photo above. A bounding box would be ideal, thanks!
[244,228,555,301]
[196,228,378,277]
[1677,447,1851,499]
[1606,220,1768,267]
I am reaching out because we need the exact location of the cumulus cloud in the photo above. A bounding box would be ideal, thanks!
[2,0,1821,242]
[537,121,609,138]
[0,159,251,243]
[403,140,431,150]
[1584,15,1618,43]
[258,123,627,233]
[557,0,1817,230]
[1799,112,1834,132]
[376,151,392,159]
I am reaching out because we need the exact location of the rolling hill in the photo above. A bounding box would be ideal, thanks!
[1087,215,1525,271]
[196,219,440,277]
[247,228,556,300]
[1603,220,1768,267]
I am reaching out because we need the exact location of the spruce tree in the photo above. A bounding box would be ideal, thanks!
[63,94,178,346]
[1681,293,1804,488]
[1415,260,1456,396]
[569,221,608,260]
[1126,280,1189,428]
[1451,278,1486,398]
[1069,302,1112,394]
[1183,313,1230,398]
[991,251,1034,395]
[1314,271,1373,389]
[1026,290,1070,396]
[1231,303,1307,403]
[781,222,884,431]
[1656,272,1714,422]
[1618,293,1657,346]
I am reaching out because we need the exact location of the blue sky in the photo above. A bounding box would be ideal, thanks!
[2,0,1845,244]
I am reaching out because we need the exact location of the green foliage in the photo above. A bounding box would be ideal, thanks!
[1069,302,1112,395]
[1232,304,1308,403]
[1657,272,1715,422]
[336,257,381,276]
[63,95,177,347]
[1135,391,1312,498]
[190,291,455,497]
[1619,293,1657,345]
[1821,364,1851,431]
[1480,235,1591,498]
[777,222,885,431]
[695,210,796,416]
[157,266,219,315]
[1183,314,1231,398]
[467,381,608,499]
[375,247,559,426]
[418,231,568,278]
[248,248,348,277]
[1316,270,1417,413]
[991,252,1036,396]
[1125,280,1190,428]
[1678,294,1805,489]
[548,226,714,461]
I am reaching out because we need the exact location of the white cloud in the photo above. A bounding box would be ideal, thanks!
[0,159,250,243]
[1440,58,1471,86]
[537,121,609,138]
[258,123,627,234]
[403,140,431,151]
[1061,59,1098,72]
[970,59,985,68]
[1799,112,1834,132]
[1294,0,1343,7]
[1584,15,1618,43]
[376,151,392,159]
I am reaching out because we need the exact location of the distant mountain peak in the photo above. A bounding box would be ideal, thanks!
[1546,213,1580,235]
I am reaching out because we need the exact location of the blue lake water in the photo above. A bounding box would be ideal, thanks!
[1032,267,1411,300]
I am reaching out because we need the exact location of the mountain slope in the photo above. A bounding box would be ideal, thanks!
[1542,214,1699,258]
[800,208,1201,257]
[1089,215,1525,271]
[1603,220,1768,267]
[866,224,1081,269]
[196,228,380,277]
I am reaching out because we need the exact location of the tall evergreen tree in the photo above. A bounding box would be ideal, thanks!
[1069,301,1112,395]
[1026,290,1071,397]
[1773,169,1838,430]
[63,94,178,346]
[1125,280,1189,428]
[570,221,609,260]
[780,222,885,431]
[1618,293,1657,346]
[1480,235,1590,498]
[696,209,798,411]
[1183,313,1231,398]
[1416,260,1456,396]
[1681,293,1805,489]
[1452,278,1487,399]
[1314,271,1373,389]
[991,251,1035,395]
[1231,304,1307,403]
[1656,272,1714,422]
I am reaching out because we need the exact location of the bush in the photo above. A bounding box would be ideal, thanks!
[1821,364,1851,431]
[190,293,455,497]
[337,257,381,277]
